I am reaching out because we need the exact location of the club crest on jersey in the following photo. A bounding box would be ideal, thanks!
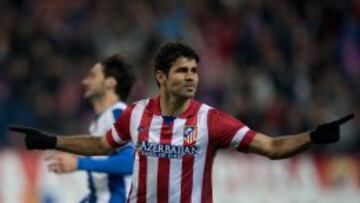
[183,126,197,145]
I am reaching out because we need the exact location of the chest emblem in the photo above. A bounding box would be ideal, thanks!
[183,126,198,145]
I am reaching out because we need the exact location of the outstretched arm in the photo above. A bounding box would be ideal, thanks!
[245,132,311,160]
[244,113,355,160]
[9,126,122,155]
[77,145,135,174]
[56,135,114,156]
[46,145,135,174]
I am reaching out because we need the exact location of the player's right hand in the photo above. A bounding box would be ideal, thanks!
[45,152,78,174]
[9,125,57,150]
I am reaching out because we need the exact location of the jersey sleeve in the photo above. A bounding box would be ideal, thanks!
[77,144,135,174]
[208,109,257,150]
[105,103,135,148]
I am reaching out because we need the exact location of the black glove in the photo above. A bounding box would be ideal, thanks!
[10,125,57,150]
[310,113,355,144]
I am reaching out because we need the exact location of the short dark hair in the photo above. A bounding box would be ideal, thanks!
[100,54,135,101]
[154,42,200,75]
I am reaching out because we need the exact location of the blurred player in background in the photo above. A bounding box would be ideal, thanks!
[46,54,135,203]
[11,42,354,203]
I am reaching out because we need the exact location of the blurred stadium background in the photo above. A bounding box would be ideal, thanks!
[0,0,359,202]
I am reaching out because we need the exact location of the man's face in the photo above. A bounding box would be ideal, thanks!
[82,63,106,99]
[160,57,199,99]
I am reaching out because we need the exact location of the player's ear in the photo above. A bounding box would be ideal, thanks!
[155,70,166,86]
[105,77,117,89]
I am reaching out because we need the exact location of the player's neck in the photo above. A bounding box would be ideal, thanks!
[159,92,191,117]
[91,92,120,115]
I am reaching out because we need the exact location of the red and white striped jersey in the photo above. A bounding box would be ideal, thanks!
[105,96,257,203]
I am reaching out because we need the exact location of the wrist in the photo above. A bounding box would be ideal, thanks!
[26,132,57,150]
[74,156,79,170]
[44,135,57,149]
[309,124,339,144]
[77,157,90,170]
[309,130,319,144]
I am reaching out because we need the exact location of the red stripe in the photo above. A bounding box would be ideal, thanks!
[114,103,136,141]
[180,114,198,203]
[105,130,122,148]
[201,109,217,203]
[106,103,136,148]
[200,142,216,203]
[157,119,174,203]
[136,110,153,203]
[179,99,202,118]
[238,130,257,149]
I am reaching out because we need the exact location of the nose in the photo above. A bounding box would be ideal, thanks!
[185,72,195,81]
[82,77,89,86]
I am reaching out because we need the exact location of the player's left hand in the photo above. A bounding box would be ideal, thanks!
[45,152,78,174]
[310,113,355,144]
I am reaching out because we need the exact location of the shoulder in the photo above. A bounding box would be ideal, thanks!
[197,102,213,113]
[108,102,128,120]
[113,101,127,111]
[208,108,227,118]
[133,98,151,107]
[125,98,151,115]
[113,98,151,125]
[187,99,213,117]
[207,107,245,128]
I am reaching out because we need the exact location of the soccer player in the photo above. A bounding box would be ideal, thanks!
[11,42,354,203]
[45,54,136,203]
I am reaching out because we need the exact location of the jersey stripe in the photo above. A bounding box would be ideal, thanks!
[128,101,149,203]
[130,100,150,144]
[128,152,138,203]
[113,103,136,142]
[168,118,186,203]
[124,175,132,199]
[106,130,122,148]
[230,126,249,148]
[136,104,153,203]
[180,112,198,203]
[146,115,162,203]
[200,144,216,203]
[238,130,257,149]
[112,109,123,120]
[111,127,122,144]
[87,171,97,203]
[157,117,174,203]
[193,104,211,203]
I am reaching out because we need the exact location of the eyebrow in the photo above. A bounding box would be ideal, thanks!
[175,66,198,69]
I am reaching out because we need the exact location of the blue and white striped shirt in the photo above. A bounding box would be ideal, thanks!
[78,102,134,203]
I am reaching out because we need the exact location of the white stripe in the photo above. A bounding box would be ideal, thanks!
[129,152,140,203]
[192,104,211,203]
[146,115,162,203]
[130,99,149,144]
[124,174,132,200]
[168,118,187,203]
[230,126,250,148]
[111,126,122,144]
[92,172,110,203]
[129,99,149,203]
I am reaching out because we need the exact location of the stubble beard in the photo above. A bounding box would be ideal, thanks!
[84,88,105,103]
